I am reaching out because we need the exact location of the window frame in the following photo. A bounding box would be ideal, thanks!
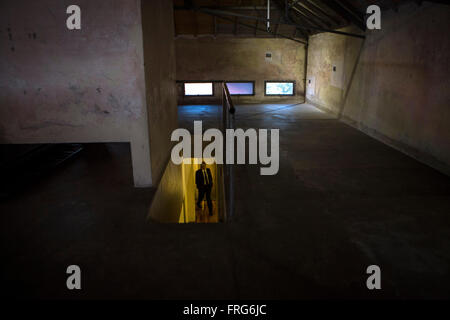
[264,80,296,96]
[225,81,256,96]
[183,81,215,97]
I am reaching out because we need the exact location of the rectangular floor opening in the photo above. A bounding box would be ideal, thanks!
[179,158,223,224]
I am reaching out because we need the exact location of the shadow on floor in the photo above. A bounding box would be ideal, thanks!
[1,104,450,299]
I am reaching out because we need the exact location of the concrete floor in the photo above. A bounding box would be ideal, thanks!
[1,104,450,299]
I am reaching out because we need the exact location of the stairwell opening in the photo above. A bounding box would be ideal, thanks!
[179,158,221,223]
[148,157,229,224]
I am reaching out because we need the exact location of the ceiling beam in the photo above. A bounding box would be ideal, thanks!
[337,0,366,21]
[194,11,198,37]
[179,3,365,39]
[284,1,309,40]
[291,5,329,29]
[294,1,334,28]
[317,0,365,31]
[299,0,341,25]
[174,6,280,11]
[196,7,365,38]
[254,4,259,37]
[274,0,312,36]
[276,0,323,35]
[273,12,282,37]
[174,11,178,37]
[424,0,450,4]
[214,0,218,36]
[234,0,241,35]
[199,11,308,44]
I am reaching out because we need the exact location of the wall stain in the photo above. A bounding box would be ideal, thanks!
[108,94,121,111]
[80,104,111,116]
[108,94,134,117]
[93,104,110,115]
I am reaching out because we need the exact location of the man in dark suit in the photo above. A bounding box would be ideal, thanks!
[195,161,213,216]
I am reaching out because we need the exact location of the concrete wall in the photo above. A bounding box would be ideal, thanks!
[0,0,178,187]
[306,2,450,174]
[175,37,306,104]
[148,160,183,223]
[141,0,178,186]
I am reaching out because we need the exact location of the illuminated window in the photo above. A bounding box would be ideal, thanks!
[225,82,255,96]
[184,82,213,96]
[265,81,295,96]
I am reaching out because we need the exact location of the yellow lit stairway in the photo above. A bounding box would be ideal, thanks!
[195,200,218,223]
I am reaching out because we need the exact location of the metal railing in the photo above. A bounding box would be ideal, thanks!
[219,82,235,222]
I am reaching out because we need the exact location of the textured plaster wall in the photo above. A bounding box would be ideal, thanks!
[182,161,197,223]
[0,0,152,186]
[0,0,179,187]
[306,2,450,174]
[175,37,306,104]
[141,0,178,185]
[148,160,183,223]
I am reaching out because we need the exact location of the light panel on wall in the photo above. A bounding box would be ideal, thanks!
[225,82,255,96]
[184,82,213,96]
[265,81,295,96]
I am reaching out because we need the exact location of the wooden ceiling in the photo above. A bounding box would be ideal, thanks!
[173,0,414,41]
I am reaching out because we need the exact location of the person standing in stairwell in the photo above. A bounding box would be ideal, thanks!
[195,161,213,216]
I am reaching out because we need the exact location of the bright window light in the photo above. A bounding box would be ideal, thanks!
[226,82,254,95]
[265,81,295,95]
[184,82,213,96]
